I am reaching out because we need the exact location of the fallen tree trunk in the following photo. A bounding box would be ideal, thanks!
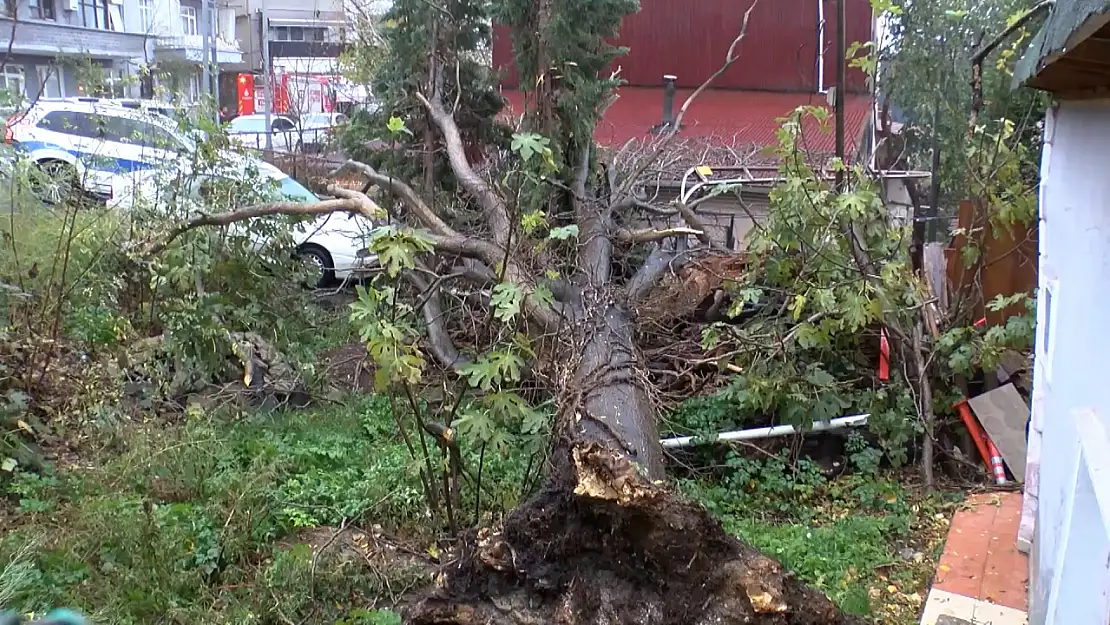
[407,309,862,625]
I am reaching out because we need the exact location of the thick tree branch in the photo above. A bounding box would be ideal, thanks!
[148,186,383,255]
[416,91,513,248]
[340,159,458,237]
[406,269,470,372]
[627,247,675,302]
[574,143,613,288]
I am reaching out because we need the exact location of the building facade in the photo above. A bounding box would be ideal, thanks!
[0,0,243,103]
[1013,2,1110,624]
[0,0,147,99]
[227,0,345,76]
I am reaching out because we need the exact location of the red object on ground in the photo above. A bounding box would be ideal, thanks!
[954,398,993,470]
[878,328,890,382]
[974,317,987,328]
[988,439,1008,485]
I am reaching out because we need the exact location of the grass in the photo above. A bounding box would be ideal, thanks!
[0,384,948,624]
[681,450,955,624]
[0,393,531,624]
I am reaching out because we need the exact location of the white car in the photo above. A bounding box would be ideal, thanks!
[4,97,196,202]
[112,159,379,286]
[225,114,302,153]
[296,112,347,152]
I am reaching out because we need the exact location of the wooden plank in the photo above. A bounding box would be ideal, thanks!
[967,383,1031,482]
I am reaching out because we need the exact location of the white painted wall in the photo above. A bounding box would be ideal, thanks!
[1026,99,1110,625]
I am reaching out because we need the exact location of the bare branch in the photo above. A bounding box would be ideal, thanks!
[674,201,714,247]
[613,0,761,201]
[617,226,704,244]
[148,185,382,255]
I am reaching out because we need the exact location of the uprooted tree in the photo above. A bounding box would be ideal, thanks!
[149,0,906,622]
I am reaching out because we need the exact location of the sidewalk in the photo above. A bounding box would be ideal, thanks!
[920,492,1029,625]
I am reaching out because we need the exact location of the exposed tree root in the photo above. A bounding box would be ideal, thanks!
[407,442,863,625]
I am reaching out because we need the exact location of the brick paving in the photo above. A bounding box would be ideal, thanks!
[921,492,1029,625]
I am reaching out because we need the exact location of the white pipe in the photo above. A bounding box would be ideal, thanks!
[817,0,827,94]
[660,414,869,449]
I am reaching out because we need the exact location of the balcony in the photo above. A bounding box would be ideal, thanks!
[0,18,147,59]
[155,34,243,65]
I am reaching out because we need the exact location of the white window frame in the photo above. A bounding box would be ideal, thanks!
[107,0,123,32]
[180,5,198,36]
[138,0,154,32]
[0,66,26,100]
[36,65,64,98]
[1037,278,1059,385]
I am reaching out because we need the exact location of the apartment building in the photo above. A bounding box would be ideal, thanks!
[0,0,147,99]
[227,0,345,76]
[140,0,243,102]
[0,0,243,102]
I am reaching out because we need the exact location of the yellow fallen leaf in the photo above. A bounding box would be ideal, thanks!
[887,585,898,593]
[939,564,951,572]
[16,419,33,434]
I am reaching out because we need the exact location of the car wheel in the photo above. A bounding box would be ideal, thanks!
[29,160,79,204]
[296,244,335,288]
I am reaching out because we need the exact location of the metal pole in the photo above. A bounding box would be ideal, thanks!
[834,0,846,191]
[200,0,211,100]
[211,0,220,114]
[260,0,273,150]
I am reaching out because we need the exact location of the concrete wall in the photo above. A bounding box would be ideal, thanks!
[1026,99,1110,625]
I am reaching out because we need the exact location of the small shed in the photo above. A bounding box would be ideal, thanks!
[1014,2,1110,624]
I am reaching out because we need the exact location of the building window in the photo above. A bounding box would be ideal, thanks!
[289,26,303,41]
[80,0,122,31]
[1037,279,1058,384]
[181,6,198,36]
[273,26,289,40]
[36,66,63,98]
[138,0,154,32]
[30,0,58,20]
[311,27,326,42]
[0,66,25,101]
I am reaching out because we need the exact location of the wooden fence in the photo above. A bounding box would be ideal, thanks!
[944,200,1038,326]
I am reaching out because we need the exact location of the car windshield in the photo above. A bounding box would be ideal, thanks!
[229,117,267,133]
[278,176,318,203]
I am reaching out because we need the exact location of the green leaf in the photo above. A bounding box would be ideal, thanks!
[805,366,836,388]
[491,283,525,323]
[531,283,555,310]
[790,294,808,321]
[386,116,412,137]
[521,210,548,235]
[547,225,579,241]
[510,132,550,163]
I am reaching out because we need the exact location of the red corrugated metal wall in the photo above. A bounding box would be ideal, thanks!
[493,0,873,93]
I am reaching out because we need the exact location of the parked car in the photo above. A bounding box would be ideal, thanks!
[110,158,380,286]
[3,98,196,202]
[225,114,302,153]
[296,112,348,153]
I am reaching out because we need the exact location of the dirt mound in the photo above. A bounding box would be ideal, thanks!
[407,444,862,625]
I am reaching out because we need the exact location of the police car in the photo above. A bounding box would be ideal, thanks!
[5,98,376,285]
[3,97,196,203]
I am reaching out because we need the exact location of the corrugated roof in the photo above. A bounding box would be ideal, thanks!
[1013,0,1110,90]
[499,88,872,163]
